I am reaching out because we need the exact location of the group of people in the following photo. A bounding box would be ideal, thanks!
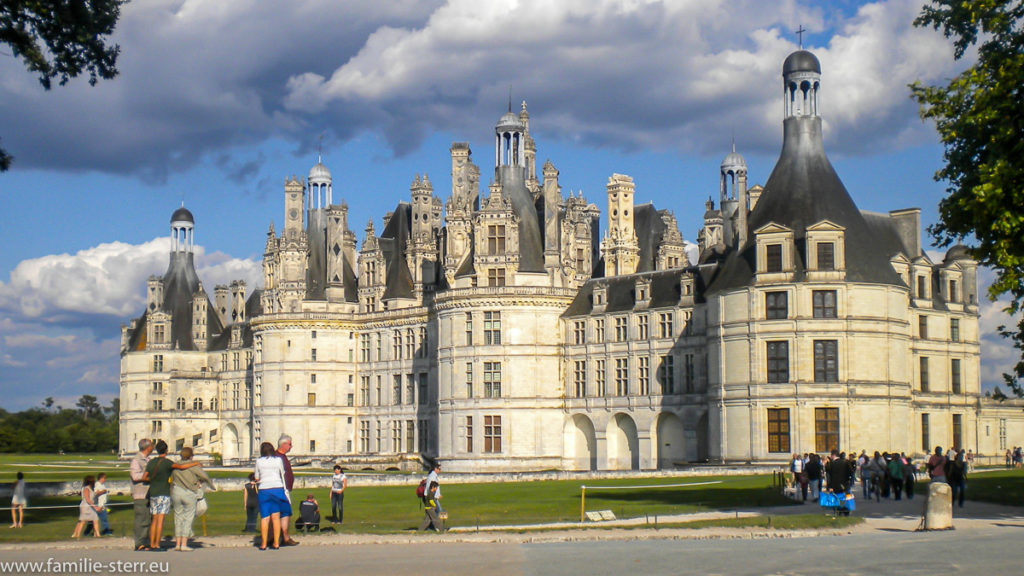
[788,446,970,507]
[1006,447,1023,468]
[250,435,302,550]
[130,438,216,551]
[71,472,114,538]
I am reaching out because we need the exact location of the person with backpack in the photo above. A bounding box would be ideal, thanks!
[946,450,968,508]
[426,462,444,516]
[418,482,444,533]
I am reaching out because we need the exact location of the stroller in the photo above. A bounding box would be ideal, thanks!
[819,490,855,516]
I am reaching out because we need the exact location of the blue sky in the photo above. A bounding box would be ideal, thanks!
[0,0,1015,411]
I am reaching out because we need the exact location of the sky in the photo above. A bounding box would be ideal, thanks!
[0,0,1016,411]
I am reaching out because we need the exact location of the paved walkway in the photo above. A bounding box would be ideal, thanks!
[3,490,1020,553]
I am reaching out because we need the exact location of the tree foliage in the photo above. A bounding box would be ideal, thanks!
[0,396,118,452]
[911,0,1024,397]
[0,0,126,171]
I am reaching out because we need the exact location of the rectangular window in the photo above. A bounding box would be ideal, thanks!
[375,334,382,361]
[393,375,402,405]
[658,355,675,394]
[360,376,370,407]
[767,408,791,453]
[375,421,382,453]
[813,340,838,382]
[418,373,428,403]
[465,416,473,453]
[766,244,783,272]
[406,420,415,453]
[596,359,606,396]
[812,290,837,318]
[406,374,415,405]
[814,407,839,453]
[952,414,962,451]
[310,373,317,384]
[152,400,163,411]
[154,324,165,344]
[658,312,674,339]
[346,393,354,407]
[309,440,316,453]
[310,349,317,362]
[638,356,650,395]
[917,275,927,298]
[392,421,402,453]
[307,393,316,407]
[919,315,928,339]
[359,421,370,453]
[637,315,649,340]
[949,279,958,303]
[465,362,473,398]
[484,415,502,453]
[573,321,586,345]
[767,341,789,383]
[684,353,695,393]
[816,242,835,270]
[419,326,428,358]
[375,375,382,405]
[465,312,473,346]
[999,419,1007,451]
[418,419,429,454]
[484,362,502,398]
[615,317,628,341]
[406,328,415,358]
[484,311,502,345]
[487,224,506,253]
[192,433,202,447]
[951,359,962,394]
[574,360,587,397]
[921,413,930,453]
[765,291,788,319]
[594,318,605,343]
[950,318,960,342]
[153,355,164,372]
[920,357,929,392]
[393,330,402,359]
[487,268,506,287]
[615,357,629,396]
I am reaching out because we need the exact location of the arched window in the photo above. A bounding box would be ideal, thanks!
[193,397,203,411]
[210,397,218,411]
[176,397,186,410]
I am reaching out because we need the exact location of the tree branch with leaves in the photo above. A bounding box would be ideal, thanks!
[0,0,126,171]
[911,0,1024,398]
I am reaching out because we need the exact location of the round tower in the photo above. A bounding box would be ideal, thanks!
[171,204,195,253]
[308,156,332,210]
[495,107,525,169]
[783,50,821,118]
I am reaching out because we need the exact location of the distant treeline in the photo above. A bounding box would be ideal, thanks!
[0,395,118,453]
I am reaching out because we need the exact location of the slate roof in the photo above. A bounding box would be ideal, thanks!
[380,203,416,300]
[708,115,905,294]
[496,166,545,272]
[562,268,704,318]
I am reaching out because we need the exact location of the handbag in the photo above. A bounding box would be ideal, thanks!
[196,494,208,516]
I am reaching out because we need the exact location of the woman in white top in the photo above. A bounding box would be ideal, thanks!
[10,471,26,528]
[253,441,287,550]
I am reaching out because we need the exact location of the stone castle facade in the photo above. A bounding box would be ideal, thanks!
[119,50,1024,471]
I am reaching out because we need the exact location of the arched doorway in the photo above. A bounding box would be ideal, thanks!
[563,414,597,471]
[656,413,686,468]
[222,424,239,463]
[607,413,640,470]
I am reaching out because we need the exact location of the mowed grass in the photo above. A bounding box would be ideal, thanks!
[2,472,795,542]
[950,468,1024,506]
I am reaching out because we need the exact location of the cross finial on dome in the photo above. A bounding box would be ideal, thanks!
[796,24,806,49]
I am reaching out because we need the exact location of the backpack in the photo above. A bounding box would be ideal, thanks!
[416,478,428,499]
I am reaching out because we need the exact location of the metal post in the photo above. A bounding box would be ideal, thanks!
[580,485,586,523]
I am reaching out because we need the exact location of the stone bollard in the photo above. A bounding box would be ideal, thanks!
[924,482,953,530]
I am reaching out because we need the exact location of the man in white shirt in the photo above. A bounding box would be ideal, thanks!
[426,462,443,514]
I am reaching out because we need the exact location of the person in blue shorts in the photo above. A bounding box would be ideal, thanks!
[254,441,289,550]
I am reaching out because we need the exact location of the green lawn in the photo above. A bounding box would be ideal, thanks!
[953,468,1024,506]
[2,473,797,542]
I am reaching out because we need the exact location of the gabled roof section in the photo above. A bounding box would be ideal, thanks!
[563,269,697,318]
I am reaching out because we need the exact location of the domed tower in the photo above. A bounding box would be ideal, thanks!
[495,106,526,175]
[720,143,748,248]
[783,50,821,119]
[171,204,195,254]
[306,156,331,300]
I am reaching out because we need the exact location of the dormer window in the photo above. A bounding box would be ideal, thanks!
[487,224,506,254]
[766,244,783,272]
[817,242,834,270]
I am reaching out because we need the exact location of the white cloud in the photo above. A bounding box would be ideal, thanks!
[0,238,262,325]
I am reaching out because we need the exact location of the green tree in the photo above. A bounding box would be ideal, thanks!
[0,0,127,171]
[910,0,1024,397]
[75,394,100,420]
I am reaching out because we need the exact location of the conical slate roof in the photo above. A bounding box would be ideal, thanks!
[710,114,904,292]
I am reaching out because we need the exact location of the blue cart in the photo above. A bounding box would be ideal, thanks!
[819,491,855,516]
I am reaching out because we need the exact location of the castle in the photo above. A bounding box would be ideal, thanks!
[119,49,1024,471]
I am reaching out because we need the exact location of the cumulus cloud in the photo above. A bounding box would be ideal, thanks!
[0,238,262,331]
[0,0,965,178]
